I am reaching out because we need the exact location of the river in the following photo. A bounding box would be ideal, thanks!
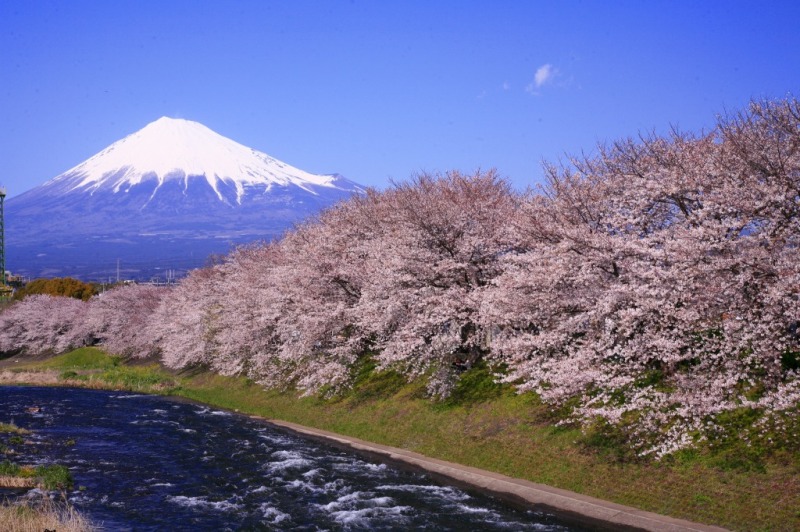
[0,386,591,530]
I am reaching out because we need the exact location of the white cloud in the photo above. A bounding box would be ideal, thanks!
[526,64,558,94]
[502,81,510,91]
[535,64,555,86]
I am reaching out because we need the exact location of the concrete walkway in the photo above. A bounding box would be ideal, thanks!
[264,418,729,532]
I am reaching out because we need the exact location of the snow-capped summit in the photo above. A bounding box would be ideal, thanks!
[7,117,365,280]
[54,116,352,203]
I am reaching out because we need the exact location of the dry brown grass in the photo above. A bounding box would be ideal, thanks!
[0,476,36,488]
[0,370,61,385]
[0,496,95,532]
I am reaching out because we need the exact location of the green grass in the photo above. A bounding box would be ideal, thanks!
[89,365,177,391]
[9,348,177,392]
[0,422,30,435]
[0,461,71,489]
[0,460,25,477]
[23,348,177,391]
[5,348,800,530]
[35,464,73,490]
[31,347,121,370]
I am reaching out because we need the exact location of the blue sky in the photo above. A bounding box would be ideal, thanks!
[1,1,798,197]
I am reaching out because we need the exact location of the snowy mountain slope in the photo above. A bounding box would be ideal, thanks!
[43,117,353,202]
[7,117,365,280]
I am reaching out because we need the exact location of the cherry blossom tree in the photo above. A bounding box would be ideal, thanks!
[212,243,295,384]
[261,209,370,394]
[356,170,517,396]
[484,98,800,456]
[153,266,227,371]
[86,284,169,358]
[158,170,518,397]
[4,97,796,458]
[228,193,385,394]
[0,295,92,355]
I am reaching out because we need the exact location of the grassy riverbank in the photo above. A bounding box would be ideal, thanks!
[2,347,798,531]
[1,420,73,491]
[0,402,90,531]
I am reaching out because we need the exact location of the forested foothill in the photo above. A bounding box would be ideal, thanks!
[11,277,98,301]
[1,98,798,459]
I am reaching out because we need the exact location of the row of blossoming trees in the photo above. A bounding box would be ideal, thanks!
[2,99,798,456]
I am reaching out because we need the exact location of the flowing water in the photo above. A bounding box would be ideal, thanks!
[0,386,591,531]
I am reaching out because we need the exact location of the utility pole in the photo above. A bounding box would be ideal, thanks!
[116,259,120,283]
[0,186,10,300]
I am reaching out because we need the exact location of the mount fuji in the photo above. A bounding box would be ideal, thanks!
[7,117,365,281]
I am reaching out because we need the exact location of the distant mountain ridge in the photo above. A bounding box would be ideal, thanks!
[7,117,364,280]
